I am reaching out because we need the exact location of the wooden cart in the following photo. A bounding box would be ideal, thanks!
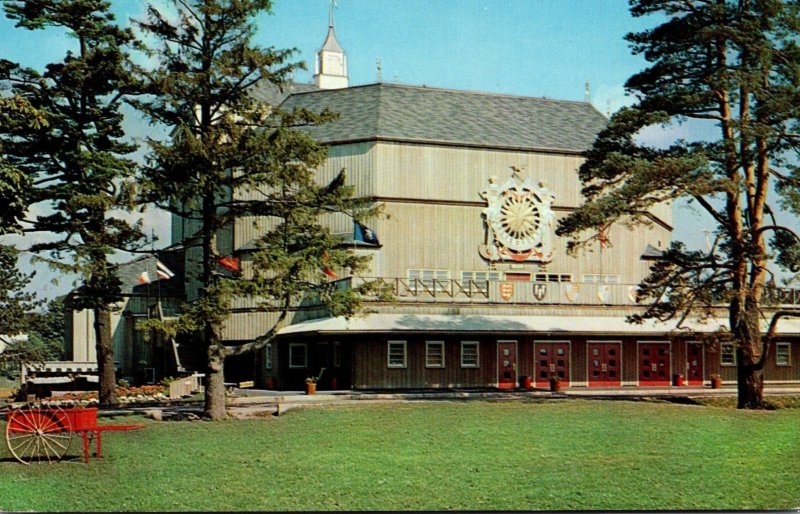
[4,404,144,464]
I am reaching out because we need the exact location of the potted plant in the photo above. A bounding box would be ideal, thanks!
[710,374,722,389]
[549,376,561,393]
[304,377,317,395]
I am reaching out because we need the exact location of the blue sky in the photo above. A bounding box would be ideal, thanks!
[0,0,764,299]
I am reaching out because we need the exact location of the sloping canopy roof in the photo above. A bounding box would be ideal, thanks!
[280,83,607,153]
[278,313,800,336]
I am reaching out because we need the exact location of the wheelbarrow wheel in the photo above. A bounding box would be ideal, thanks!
[6,404,73,465]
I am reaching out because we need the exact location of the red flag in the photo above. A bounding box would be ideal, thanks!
[321,252,337,279]
[218,255,239,272]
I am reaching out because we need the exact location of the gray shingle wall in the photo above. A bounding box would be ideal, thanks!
[279,83,606,153]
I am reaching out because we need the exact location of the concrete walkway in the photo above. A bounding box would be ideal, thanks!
[218,384,800,418]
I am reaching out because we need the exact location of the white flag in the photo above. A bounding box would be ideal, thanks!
[156,259,175,280]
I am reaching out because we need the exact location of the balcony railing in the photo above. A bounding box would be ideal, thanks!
[336,277,800,307]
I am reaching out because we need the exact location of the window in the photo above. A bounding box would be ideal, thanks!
[289,343,307,369]
[408,269,450,292]
[582,274,621,284]
[461,271,503,293]
[387,341,407,368]
[776,342,791,366]
[264,344,273,370]
[534,273,572,283]
[426,341,445,368]
[721,344,736,366]
[461,341,480,368]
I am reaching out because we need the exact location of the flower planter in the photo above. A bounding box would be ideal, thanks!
[710,376,722,389]
[549,377,561,393]
[521,376,533,390]
[305,382,317,395]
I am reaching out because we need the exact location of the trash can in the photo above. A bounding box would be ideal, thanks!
[520,376,533,390]
[672,373,684,386]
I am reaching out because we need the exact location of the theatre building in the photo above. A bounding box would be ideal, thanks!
[59,17,800,391]
[239,22,800,391]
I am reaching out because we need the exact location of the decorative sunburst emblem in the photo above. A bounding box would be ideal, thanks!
[499,193,541,243]
[479,167,556,263]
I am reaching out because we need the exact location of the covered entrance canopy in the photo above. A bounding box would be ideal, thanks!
[278,313,800,336]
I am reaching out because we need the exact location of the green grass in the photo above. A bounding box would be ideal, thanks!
[0,399,798,511]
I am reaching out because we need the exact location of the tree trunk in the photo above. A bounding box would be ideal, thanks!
[93,306,117,406]
[204,340,228,420]
[736,359,765,409]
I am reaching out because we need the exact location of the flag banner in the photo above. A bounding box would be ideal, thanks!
[354,221,380,245]
[321,251,338,279]
[156,259,175,280]
[322,267,338,279]
[137,271,151,284]
[218,255,240,272]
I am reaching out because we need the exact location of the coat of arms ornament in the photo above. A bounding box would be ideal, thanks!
[479,166,556,263]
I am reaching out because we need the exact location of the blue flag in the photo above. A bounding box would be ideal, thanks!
[354,221,380,245]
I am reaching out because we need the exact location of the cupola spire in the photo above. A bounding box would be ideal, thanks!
[314,0,348,89]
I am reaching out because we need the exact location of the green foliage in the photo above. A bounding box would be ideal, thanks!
[0,401,798,510]
[26,296,66,359]
[557,1,800,407]
[0,0,145,308]
[133,0,377,417]
[0,245,39,337]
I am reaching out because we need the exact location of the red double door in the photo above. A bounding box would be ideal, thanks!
[638,342,670,386]
[587,342,621,386]
[535,342,570,387]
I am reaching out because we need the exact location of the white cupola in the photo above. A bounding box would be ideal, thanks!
[313,4,348,90]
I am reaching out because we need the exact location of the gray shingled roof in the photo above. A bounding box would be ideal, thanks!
[279,83,607,153]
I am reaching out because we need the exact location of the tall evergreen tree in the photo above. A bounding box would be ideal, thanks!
[134,0,374,420]
[557,0,800,408]
[0,0,145,405]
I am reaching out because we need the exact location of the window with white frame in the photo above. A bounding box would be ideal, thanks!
[408,269,451,292]
[426,341,445,368]
[582,274,621,284]
[387,341,407,368]
[461,341,480,368]
[534,273,573,283]
[289,343,307,369]
[264,343,273,370]
[461,271,503,293]
[776,342,791,366]
[721,344,736,366]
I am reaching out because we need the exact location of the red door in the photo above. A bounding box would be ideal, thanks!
[639,342,670,386]
[686,342,704,386]
[535,342,570,387]
[497,341,517,389]
[587,342,621,386]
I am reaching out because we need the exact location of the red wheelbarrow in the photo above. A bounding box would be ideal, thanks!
[4,404,144,464]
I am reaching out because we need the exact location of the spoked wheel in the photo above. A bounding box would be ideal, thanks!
[5,404,73,464]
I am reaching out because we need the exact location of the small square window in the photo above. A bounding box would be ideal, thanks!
[461,341,480,368]
[289,343,307,369]
[426,341,445,368]
[721,344,736,366]
[776,343,791,367]
[388,341,407,368]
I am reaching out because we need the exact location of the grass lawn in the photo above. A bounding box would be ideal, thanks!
[0,399,797,511]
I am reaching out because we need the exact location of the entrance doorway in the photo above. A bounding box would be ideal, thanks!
[534,341,570,387]
[587,342,621,386]
[638,342,670,386]
[497,341,518,389]
[686,342,704,386]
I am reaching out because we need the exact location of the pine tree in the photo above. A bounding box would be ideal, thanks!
[1,0,145,405]
[134,0,375,420]
[557,0,800,408]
